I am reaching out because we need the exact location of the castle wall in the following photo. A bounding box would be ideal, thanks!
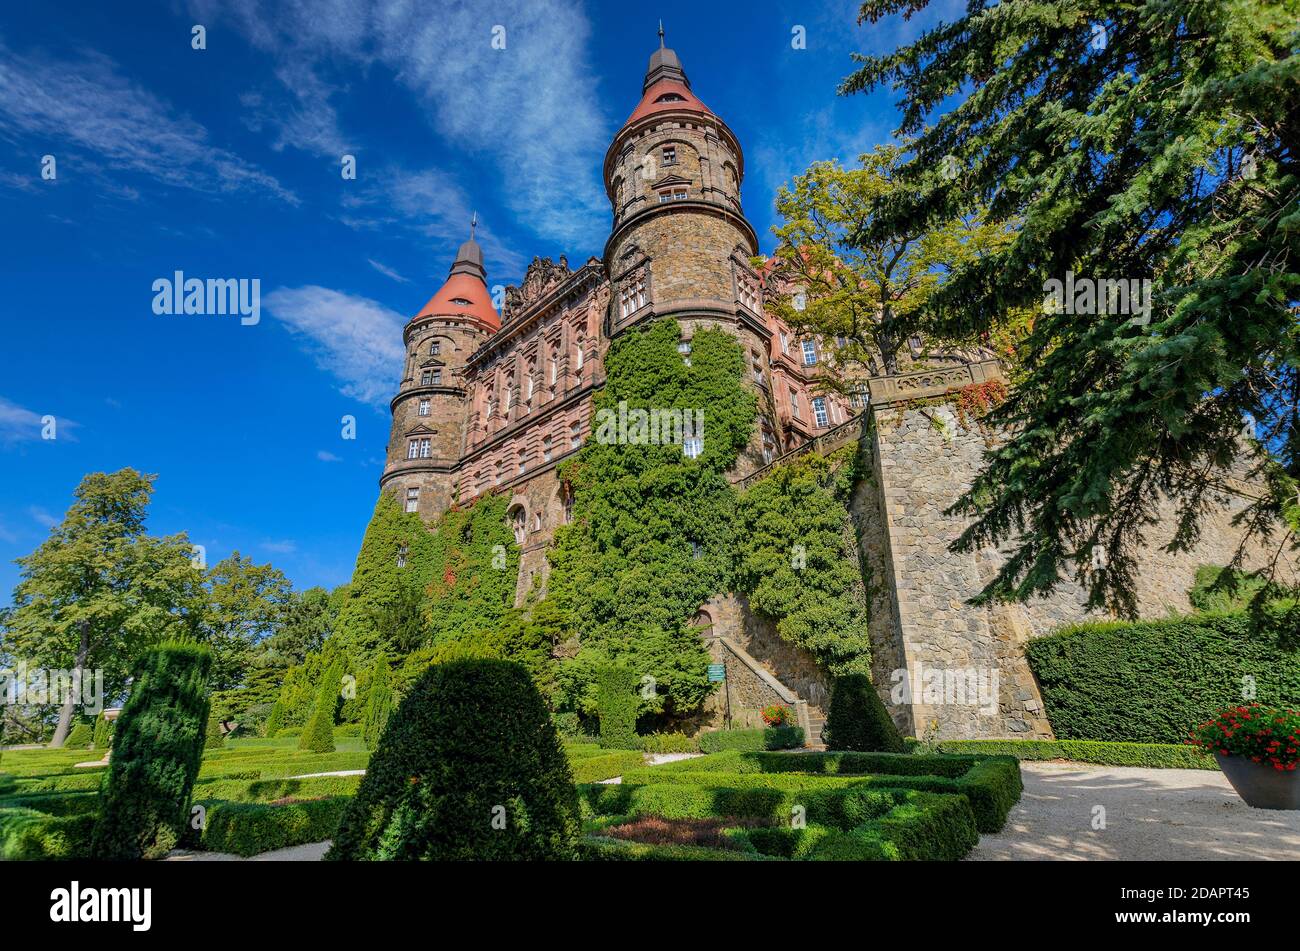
[869,403,1290,739]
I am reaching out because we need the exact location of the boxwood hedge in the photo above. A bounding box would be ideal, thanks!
[698,727,804,753]
[934,739,1217,770]
[1026,609,1300,743]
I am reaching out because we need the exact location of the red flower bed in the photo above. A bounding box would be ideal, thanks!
[1187,704,1300,771]
[761,704,794,727]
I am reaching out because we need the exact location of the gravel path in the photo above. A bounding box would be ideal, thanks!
[167,841,331,861]
[969,762,1300,861]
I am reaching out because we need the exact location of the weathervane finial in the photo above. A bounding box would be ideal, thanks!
[658,20,665,48]
[470,211,477,241]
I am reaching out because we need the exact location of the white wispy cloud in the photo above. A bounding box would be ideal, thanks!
[0,397,77,447]
[265,285,405,405]
[316,449,342,462]
[0,518,19,544]
[366,258,410,284]
[261,539,298,554]
[28,506,57,530]
[187,0,609,247]
[0,36,295,203]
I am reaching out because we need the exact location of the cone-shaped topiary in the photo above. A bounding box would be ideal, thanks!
[362,653,393,752]
[90,642,212,859]
[823,673,906,753]
[203,713,224,749]
[64,721,93,750]
[596,664,640,749]
[263,700,283,737]
[299,662,340,753]
[327,659,579,860]
[92,711,114,750]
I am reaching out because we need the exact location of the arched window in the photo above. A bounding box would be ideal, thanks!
[510,506,526,545]
[691,610,715,637]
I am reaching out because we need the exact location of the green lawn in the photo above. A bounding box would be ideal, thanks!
[0,735,639,859]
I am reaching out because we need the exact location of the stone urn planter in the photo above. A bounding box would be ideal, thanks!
[1215,753,1300,810]
[1190,703,1300,811]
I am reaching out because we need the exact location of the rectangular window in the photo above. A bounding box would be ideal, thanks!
[407,440,419,460]
[575,345,584,370]
[549,360,557,385]
[812,397,828,428]
[419,438,431,459]
[683,436,703,459]
[678,339,691,366]
[543,436,553,463]
[763,441,775,464]
[430,341,441,355]
[405,488,419,514]
[396,544,408,567]
[420,370,432,386]
[801,339,818,366]
[779,331,789,354]
[418,398,430,417]
[789,389,800,418]
[527,376,534,400]
[662,146,677,165]
[570,421,582,450]
[431,370,442,385]
[518,452,527,474]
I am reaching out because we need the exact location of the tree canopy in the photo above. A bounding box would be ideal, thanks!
[842,0,1300,613]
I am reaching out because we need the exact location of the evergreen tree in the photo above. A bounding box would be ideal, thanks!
[842,0,1300,614]
[90,642,212,859]
[362,653,394,751]
[299,661,341,753]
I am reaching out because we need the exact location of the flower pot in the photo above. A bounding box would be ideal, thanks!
[1215,753,1300,810]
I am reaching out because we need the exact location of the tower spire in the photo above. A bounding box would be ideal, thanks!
[470,211,477,241]
[658,20,665,48]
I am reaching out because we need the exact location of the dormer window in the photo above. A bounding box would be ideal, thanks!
[451,298,472,306]
[655,93,686,103]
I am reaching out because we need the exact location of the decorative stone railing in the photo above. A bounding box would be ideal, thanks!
[733,413,867,491]
[866,358,1004,406]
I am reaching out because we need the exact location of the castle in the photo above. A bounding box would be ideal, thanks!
[376,33,1282,742]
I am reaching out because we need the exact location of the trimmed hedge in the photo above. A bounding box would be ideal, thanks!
[204,714,225,750]
[698,727,804,753]
[637,732,699,754]
[63,722,93,751]
[90,642,213,860]
[192,774,364,803]
[570,751,645,784]
[824,673,906,752]
[596,666,640,750]
[1026,609,1300,743]
[579,835,764,861]
[0,808,96,860]
[328,659,579,860]
[934,739,1218,770]
[92,712,114,750]
[634,750,1022,833]
[200,797,350,857]
[299,663,340,753]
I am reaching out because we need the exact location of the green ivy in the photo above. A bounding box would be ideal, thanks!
[546,319,756,719]
[734,448,873,675]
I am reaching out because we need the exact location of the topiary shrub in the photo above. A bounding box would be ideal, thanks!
[90,642,213,859]
[299,662,341,754]
[362,654,393,752]
[327,659,579,861]
[698,726,804,753]
[596,665,640,750]
[824,673,906,753]
[63,721,93,751]
[204,714,225,750]
[91,712,114,750]
[263,701,283,738]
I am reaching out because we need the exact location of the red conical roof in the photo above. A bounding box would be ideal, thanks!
[626,77,713,125]
[414,238,500,332]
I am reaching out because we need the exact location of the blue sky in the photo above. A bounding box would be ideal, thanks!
[0,0,961,602]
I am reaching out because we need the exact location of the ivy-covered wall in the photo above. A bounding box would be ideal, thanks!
[546,318,757,722]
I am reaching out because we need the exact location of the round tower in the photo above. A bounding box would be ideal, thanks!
[603,27,770,473]
[379,233,500,521]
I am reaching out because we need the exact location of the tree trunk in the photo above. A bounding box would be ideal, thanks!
[49,620,90,748]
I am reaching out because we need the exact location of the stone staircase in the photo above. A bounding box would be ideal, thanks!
[804,711,827,751]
